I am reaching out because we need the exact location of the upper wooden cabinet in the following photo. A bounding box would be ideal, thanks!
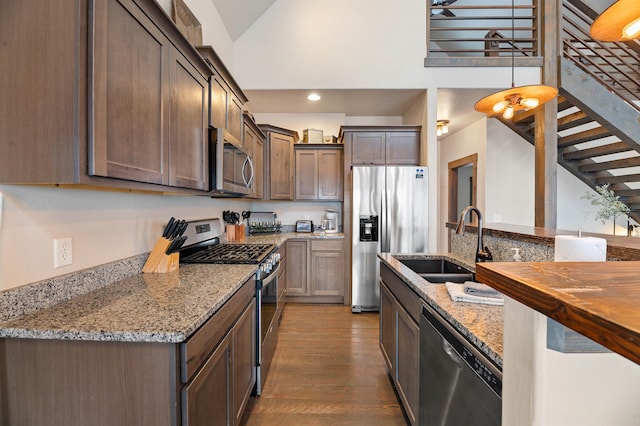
[91,0,209,190]
[244,113,265,199]
[339,126,422,165]
[294,146,343,201]
[259,124,298,201]
[0,0,211,193]
[196,46,249,144]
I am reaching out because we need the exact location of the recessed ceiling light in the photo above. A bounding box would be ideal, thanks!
[307,93,321,101]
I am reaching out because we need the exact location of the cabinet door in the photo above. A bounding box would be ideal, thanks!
[379,282,396,374]
[268,133,294,200]
[233,300,256,426]
[245,125,264,199]
[227,95,243,142]
[295,150,319,200]
[396,304,420,426]
[285,240,308,296]
[209,76,228,130]
[318,149,343,200]
[385,132,419,165]
[182,332,232,426]
[169,48,208,190]
[351,132,386,165]
[310,250,344,296]
[90,0,170,185]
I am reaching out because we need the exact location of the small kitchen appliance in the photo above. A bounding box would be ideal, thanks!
[178,218,280,395]
[323,209,339,233]
[296,220,314,233]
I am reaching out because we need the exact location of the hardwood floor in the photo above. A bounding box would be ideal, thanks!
[241,304,408,425]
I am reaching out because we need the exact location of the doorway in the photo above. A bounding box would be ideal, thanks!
[448,154,478,224]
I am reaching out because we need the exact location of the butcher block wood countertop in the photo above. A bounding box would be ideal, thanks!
[476,261,640,365]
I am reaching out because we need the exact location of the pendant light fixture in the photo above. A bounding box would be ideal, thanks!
[590,0,640,42]
[474,0,557,119]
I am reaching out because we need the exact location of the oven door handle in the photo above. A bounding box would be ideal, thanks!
[261,261,281,287]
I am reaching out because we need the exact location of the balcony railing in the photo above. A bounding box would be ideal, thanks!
[425,0,542,67]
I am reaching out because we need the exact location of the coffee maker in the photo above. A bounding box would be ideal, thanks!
[322,209,339,233]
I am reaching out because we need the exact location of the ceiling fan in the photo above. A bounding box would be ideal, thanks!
[431,0,457,17]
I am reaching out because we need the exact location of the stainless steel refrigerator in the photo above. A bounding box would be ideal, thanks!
[351,166,428,312]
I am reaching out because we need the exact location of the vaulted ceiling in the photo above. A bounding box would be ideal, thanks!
[210,0,277,41]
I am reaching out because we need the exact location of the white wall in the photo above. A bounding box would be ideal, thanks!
[438,118,488,252]
[503,297,640,425]
[439,118,626,243]
[232,0,541,91]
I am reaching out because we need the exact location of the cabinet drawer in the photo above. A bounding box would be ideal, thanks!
[310,239,343,251]
[181,277,255,383]
[380,263,421,324]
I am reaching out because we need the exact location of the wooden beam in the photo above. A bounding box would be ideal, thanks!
[535,0,558,228]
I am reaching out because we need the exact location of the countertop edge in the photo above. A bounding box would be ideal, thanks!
[476,261,640,365]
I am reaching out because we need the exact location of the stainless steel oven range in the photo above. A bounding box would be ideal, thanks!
[179,218,281,395]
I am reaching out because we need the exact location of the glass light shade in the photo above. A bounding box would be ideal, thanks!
[503,105,515,119]
[493,100,509,113]
[437,127,443,136]
[591,0,640,41]
[623,18,640,39]
[520,97,539,108]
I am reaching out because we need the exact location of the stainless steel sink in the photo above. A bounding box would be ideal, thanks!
[398,258,474,283]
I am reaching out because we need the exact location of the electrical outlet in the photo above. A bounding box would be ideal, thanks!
[54,238,73,268]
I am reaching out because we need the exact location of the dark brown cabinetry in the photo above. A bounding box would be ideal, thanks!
[90,0,208,191]
[196,47,248,144]
[339,126,421,165]
[0,0,211,193]
[294,146,343,201]
[0,277,256,426]
[285,239,344,303]
[243,113,265,199]
[379,263,420,425]
[285,240,308,296]
[258,125,298,200]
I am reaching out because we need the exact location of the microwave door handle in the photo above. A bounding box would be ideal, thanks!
[242,156,254,188]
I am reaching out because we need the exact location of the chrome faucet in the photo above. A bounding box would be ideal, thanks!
[455,206,493,263]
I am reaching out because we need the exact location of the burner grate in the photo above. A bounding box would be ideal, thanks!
[181,243,275,264]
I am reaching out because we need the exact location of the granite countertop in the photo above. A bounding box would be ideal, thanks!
[476,261,640,365]
[378,253,504,367]
[0,232,344,344]
[0,264,257,343]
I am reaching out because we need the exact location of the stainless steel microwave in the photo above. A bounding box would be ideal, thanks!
[211,127,254,196]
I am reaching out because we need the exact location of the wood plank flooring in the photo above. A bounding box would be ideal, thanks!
[241,304,408,425]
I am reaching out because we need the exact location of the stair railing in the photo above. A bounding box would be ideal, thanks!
[562,0,640,113]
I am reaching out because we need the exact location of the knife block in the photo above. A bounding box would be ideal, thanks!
[226,224,245,242]
[143,237,179,273]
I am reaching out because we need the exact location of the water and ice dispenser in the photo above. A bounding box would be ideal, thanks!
[359,216,378,242]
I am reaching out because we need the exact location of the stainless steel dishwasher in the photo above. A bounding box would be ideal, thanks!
[419,303,502,425]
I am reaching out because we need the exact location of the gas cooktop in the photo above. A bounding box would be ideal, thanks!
[180,243,275,264]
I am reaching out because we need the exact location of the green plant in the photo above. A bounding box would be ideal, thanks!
[581,184,630,224]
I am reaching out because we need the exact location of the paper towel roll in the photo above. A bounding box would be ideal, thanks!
[554,235,607,262]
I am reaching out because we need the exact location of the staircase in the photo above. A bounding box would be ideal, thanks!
[497,0,640,224]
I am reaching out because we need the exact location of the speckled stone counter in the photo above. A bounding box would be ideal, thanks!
[0,232,344,343]
[378,253,504,367]
[242,231,344,246]
[0,263,256,343]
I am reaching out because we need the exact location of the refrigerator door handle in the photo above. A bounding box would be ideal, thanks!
[381,184,388,252]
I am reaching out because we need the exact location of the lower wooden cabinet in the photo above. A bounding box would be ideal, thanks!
[0,277,257,426]
[380,268,420,425]
[285,239,344,303]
